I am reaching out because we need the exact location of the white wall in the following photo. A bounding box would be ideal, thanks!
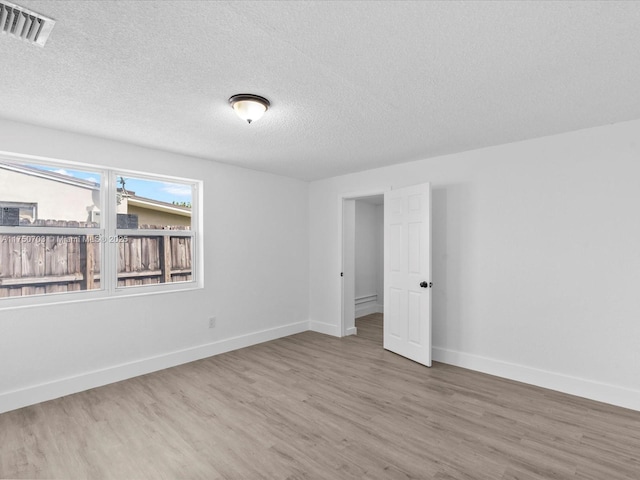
[0,118,309,413]
[354,200,383,317]
[309,118,640,411]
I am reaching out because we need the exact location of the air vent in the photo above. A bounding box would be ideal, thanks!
[0,1,55,47]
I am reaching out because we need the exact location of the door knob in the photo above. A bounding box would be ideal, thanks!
[420,281,433,288]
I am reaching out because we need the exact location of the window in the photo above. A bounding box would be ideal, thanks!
[114,174,194,288]
[0,155,200,303]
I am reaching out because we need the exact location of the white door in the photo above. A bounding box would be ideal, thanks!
[384,183,432,366]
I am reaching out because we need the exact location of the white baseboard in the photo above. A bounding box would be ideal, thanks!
[309,322,355,337]
[0,321,309,415]
[433,346,640,412]
[308,320,340,337]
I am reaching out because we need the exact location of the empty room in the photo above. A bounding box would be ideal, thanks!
[1,1,639,479]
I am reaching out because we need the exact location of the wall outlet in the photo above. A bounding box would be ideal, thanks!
[208,317,216,329]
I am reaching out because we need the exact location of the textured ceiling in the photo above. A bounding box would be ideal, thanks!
[1,1,640,181]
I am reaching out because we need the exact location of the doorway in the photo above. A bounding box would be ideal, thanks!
[340,191,386,343]
[341,183,433,367]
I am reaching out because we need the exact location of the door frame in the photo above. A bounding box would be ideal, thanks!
[339,187,390,337]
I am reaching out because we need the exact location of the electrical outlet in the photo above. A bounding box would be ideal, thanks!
[208,317,216,329]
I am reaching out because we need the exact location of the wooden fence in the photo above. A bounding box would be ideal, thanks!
[0,232,192,298]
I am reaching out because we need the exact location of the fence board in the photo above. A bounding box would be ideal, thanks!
[52,238,67,276]
[21,242,34,277]
[22,286,36,296]
[150,238,159,270]
[35,241,46,276]
[44,236,55,275]
[124,238,131,272]
[94,238,101,273]
[171,237,188,269]
[161,236,172,283]
[141,237,149,271]
[67,238,78,274]
[11,241,21,277]
[130,238,141,272]
[46,284,67,294]
[117,240,125,273]
[0,240,11,278]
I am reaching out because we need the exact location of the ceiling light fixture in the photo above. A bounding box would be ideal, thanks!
[229,94,270,124]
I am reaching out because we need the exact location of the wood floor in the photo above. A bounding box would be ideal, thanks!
[1,313,639,479]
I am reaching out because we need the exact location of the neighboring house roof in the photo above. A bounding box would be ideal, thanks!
[0,161,99,190]
[126,194,191,218]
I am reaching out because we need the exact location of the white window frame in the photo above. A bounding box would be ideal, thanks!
[110,170,199,295]
[0,151,203,310]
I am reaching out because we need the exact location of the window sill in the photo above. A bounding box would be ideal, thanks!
[0,281,203,311]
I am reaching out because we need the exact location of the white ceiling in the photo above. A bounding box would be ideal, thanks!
[1,1,640,182]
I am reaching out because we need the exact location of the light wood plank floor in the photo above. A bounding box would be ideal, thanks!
[1,313,639,479]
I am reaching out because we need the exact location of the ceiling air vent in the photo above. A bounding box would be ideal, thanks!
[0,1,55,47]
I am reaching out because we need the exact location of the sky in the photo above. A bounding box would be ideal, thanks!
[34,165,193,205]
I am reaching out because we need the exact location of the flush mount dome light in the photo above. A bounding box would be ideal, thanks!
[229,94,270,124]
